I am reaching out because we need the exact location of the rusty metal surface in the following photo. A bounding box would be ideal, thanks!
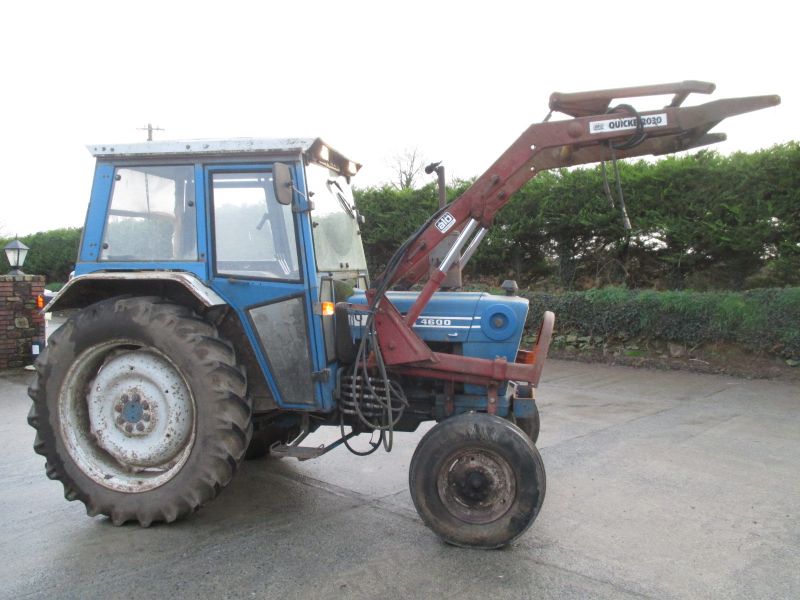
[388,91,780,290]
[486,384,499,415]
[548,80,716,116]
[529,132,728,171]
[371,294,435,365]
[436,446,515,524]
[88,350,193,472]
[370,82,779,393]
[60,340,196,494]
[528,311,554,386]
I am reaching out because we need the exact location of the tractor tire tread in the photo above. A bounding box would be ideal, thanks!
[27,296,252,527]
[409,413,546,549]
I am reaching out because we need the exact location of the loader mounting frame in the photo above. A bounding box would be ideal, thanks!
[368,81,780,390]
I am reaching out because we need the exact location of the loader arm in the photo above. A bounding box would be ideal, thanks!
[367,81,779,388]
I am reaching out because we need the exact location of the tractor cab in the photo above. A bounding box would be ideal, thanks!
[52,138,369,414]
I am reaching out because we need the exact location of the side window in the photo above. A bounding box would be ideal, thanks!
[211,171,300,281]
[101,165,197,261]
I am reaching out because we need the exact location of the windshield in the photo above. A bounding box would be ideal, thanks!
[306,163,367,272]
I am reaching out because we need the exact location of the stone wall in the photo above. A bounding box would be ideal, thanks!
[0,275,46,369]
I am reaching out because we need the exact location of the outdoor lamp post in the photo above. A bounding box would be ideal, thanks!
[4,239,29,276]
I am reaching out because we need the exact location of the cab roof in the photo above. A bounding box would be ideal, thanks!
[86,137,361,174]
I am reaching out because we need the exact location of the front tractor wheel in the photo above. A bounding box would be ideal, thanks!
[510,403,540,445]
[510,384,540,444]
[27,296,252,526]
[409,413,546,549]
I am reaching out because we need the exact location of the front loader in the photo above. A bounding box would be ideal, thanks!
[30,81,778,547]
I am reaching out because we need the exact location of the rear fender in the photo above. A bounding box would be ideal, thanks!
[45,272,226,313]
[45,272,279,412]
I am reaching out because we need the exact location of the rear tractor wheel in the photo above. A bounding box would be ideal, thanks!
[409,413,546,549]
[28,296,252,526]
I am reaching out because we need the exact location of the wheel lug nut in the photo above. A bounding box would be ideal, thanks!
[116,417,125,426]
[114,403,123,412]
[142,400,149,410]
[136,423,145,432]
[132,393,141,403]
[125,424,133,433]
[121,393,129,403]
[143,413,151,422]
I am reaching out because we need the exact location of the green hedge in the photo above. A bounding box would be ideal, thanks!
[525,287,800,359]
[0,228,81,283]
[355,143,800,291]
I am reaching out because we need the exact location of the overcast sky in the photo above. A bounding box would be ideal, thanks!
[1,0,795,236]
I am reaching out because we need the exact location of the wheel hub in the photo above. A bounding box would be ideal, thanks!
[437,449,516,524]
[462,471,491,501]
[114,392,154,435]
[87,350,194,469]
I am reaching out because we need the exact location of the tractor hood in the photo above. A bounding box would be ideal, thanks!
[347,290,530,359]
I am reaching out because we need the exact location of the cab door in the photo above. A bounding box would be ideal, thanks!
[205,164,324,410]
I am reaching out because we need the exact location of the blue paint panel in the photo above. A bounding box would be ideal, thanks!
[79,163,115,262]
[463,295,529,396]
[467,297,529,347]
[77,161,209,281]
[348,290,483,343]
[478,303,518,341]
[193,163,210,281]
[74,154,340,413]
[347,290,528,363]
[513,397,536,418]
[347,289,529,401]
[206,161,330,412]
[74,261,207,278]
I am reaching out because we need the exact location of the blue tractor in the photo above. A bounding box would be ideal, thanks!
[29,83,778,547]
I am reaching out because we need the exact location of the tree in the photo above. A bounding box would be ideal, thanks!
[389,148,425,190]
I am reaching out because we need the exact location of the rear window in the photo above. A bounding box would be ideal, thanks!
[101,165,197,261]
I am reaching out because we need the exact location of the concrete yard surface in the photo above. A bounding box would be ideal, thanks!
[0,360,798,599]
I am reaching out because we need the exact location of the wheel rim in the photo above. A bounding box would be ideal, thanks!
[59,341,196,493]
[436,447,516,524]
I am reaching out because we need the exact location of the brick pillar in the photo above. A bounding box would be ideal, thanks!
[0,275,46,369]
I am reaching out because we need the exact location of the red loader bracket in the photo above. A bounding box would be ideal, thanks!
[369,81,780,388]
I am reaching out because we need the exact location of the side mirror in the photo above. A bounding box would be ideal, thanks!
[273,163,294,206]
